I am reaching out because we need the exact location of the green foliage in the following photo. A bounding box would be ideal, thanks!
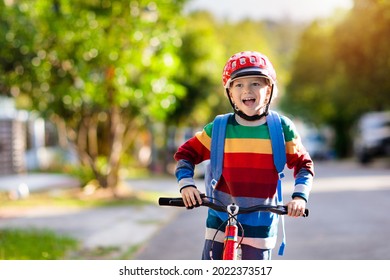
[0,0,36,98]
[8,0,187,122]
[333,0,390,113]
[283,21,339,124]
[1,0,189,188]
[169,11,226,125]
[0,228,78,260]
[281,0,390,156]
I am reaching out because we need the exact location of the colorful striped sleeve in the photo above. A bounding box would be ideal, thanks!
[281,115,314,201]
[174,124,212,188]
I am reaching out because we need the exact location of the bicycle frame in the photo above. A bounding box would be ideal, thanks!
[223,204,240,260]
[158,194,308,260]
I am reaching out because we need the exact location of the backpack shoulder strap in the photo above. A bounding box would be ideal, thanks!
[266,110,286,175]
[266,110,287,256]
[210,113,232,188]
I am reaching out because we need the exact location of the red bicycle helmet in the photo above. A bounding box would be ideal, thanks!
[222,51,276,88]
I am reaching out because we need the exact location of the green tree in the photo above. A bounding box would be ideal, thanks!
[282,21,340,124]
[2,0,187,190]
[171,11,226,125]
[281,0,390,157]
[0,0,36,98]
[333,0,390,112]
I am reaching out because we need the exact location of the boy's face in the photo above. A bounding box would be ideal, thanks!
[229,76,272,118]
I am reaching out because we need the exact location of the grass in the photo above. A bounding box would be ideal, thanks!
[0,228,78,260]
[0,227,145,260]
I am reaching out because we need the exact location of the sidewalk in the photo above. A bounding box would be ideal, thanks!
[0,173,180,258]
[0,173,80,199]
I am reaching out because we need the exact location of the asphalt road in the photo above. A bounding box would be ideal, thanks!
[134,159,390,260]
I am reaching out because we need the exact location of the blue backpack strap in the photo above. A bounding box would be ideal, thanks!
[267,110,286,177]
[210,113,232,188]
[266,110,287,256]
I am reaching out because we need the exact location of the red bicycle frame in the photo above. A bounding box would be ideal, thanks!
[222,204,240,260]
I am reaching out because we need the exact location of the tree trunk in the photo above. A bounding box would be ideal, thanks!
[106,106,125,191]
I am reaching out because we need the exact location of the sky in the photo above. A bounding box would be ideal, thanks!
[184,0,354,22]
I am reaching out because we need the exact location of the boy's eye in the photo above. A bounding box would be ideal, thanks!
[233,81,265,88]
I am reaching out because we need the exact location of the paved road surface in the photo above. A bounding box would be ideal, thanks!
[134,160,390,260]
[1,160,389,260]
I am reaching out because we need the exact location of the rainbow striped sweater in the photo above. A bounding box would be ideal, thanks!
[174,113,314,250]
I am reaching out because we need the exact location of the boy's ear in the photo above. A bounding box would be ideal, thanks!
[267,86,273,95]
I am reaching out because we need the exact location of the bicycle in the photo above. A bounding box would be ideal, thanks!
[158,193,309,260]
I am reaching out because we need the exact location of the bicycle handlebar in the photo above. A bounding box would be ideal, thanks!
[159,194,309,217]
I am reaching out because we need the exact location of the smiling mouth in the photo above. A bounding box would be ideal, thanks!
[242,97,256,106]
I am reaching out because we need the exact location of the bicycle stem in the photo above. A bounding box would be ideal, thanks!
[226,204,239,225]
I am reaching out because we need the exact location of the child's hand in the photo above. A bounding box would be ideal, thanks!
[286,197,306,217]
[181,186,203,209]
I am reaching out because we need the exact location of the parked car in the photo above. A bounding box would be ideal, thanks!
[354,111,390,164]
[303,132,331,160]
[294,118,334,161]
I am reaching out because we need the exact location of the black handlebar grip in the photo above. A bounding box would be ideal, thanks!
[158,197,173,206]
[159,194,206,208]
[280,206,309,217]
[158,197,185,207]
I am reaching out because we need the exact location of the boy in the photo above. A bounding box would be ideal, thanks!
[174,51,314,260]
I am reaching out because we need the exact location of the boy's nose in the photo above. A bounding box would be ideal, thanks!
[243,84,251,92]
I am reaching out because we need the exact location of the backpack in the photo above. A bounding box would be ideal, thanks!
[205,110,287,256]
